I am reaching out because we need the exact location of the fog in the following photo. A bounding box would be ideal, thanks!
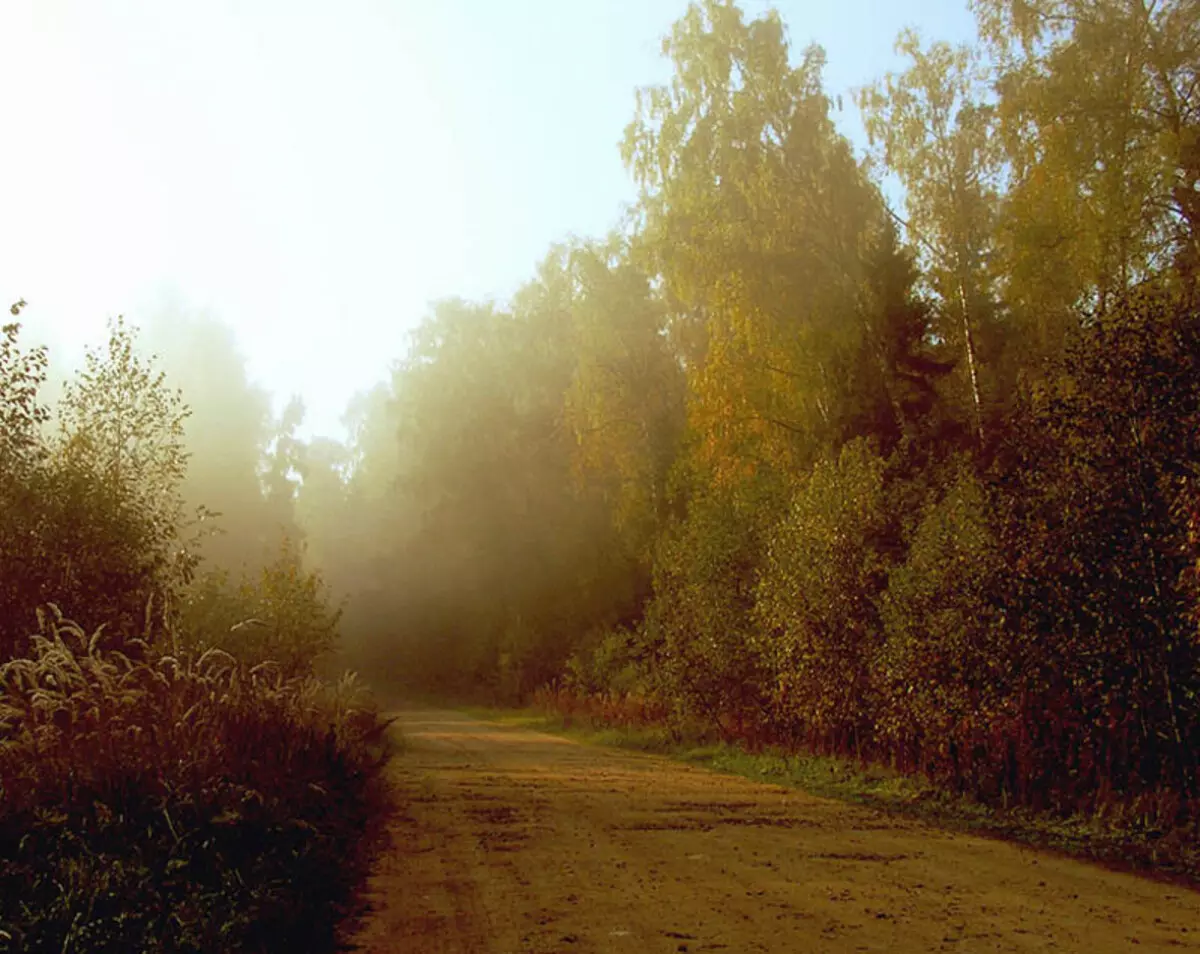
[1,0,979,688]
[7,1,1200,928]
[0,0,973,439]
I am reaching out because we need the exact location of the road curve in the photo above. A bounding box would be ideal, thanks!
[347,709,1200,953]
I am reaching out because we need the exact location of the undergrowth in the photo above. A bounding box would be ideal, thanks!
[0,606,396,954]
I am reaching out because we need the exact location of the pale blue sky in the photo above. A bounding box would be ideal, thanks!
[0,0,977,439]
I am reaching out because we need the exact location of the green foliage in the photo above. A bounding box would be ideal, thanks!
[0,323,52,653]
[875,462,1011,775]
[641,482,777,735]
[755,439,890,749]
[0,321,50,478]
[303,0,1200,851]
[0,307,391,948]
[992,288,1200,806]
[564,626,647,699]
[974,0,1200,315]
[141,307,279,577]
[623,0,908,478]
[260,395,308,542]
[564,237,686,561]
[328,265,654,702]
[57,316,191,527]
[0,319,198,656]
[178,535,343,678]
[858,29,1002,436]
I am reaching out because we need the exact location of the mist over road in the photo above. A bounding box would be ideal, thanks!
[349,711,1200,953]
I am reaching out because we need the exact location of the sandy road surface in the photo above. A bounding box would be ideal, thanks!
[347,710,1200,953]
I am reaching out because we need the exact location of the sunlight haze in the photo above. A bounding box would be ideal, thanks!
[0,0,975,439]
[5,0,1200,943]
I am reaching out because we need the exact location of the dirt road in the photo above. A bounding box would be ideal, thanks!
[348,710,1200,953]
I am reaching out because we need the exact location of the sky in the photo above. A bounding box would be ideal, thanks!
[0,0,978,441]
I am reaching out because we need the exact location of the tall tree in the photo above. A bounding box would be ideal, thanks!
[858,30,1003,440]
[0,321,51,655]
[974,0,1200,322]
[295,435,351,574]
[260,395,307,547]
[44,318,195,641]
[564,235,685,562]
[142,308,275,574]
[627,2,859,476]
[58,317,191,518]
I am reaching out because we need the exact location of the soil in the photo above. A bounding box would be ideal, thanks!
[346,709,1200,953]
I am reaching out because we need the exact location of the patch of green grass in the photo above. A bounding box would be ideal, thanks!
[464,705,1200,887]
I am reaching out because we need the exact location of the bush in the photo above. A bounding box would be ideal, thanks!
[640,486,773,738]
[755,439,890,753]
[875,461,1014,783]
[0,319,199,659]
[177,536,342,678]
[564,626,647,698]
[0,607,394,954]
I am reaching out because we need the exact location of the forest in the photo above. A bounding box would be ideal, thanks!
[3,0,1200,948]
[330,0,1200,826]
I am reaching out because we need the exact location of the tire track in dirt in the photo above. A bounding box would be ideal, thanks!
[347,710,1200,953]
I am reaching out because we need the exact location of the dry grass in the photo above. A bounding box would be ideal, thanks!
[0,605,395,954]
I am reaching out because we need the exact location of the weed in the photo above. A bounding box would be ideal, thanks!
[0,607,396,953]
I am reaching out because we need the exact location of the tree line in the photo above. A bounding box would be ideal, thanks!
[7,0,1198,833]
[295,0,1200,821]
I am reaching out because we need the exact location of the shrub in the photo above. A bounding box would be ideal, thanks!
[0,319,199,659]
[875,462,1014,783]
[641,486,773,738]
[177,535,342,678]
[755,439,890,753]
[0,607,393,954]
[564,626,647,698]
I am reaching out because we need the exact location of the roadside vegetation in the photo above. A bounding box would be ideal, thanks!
[470,694,1200,886]
[7,0,1200,933]
[0,317,394,952]
[308,0,1200,880]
